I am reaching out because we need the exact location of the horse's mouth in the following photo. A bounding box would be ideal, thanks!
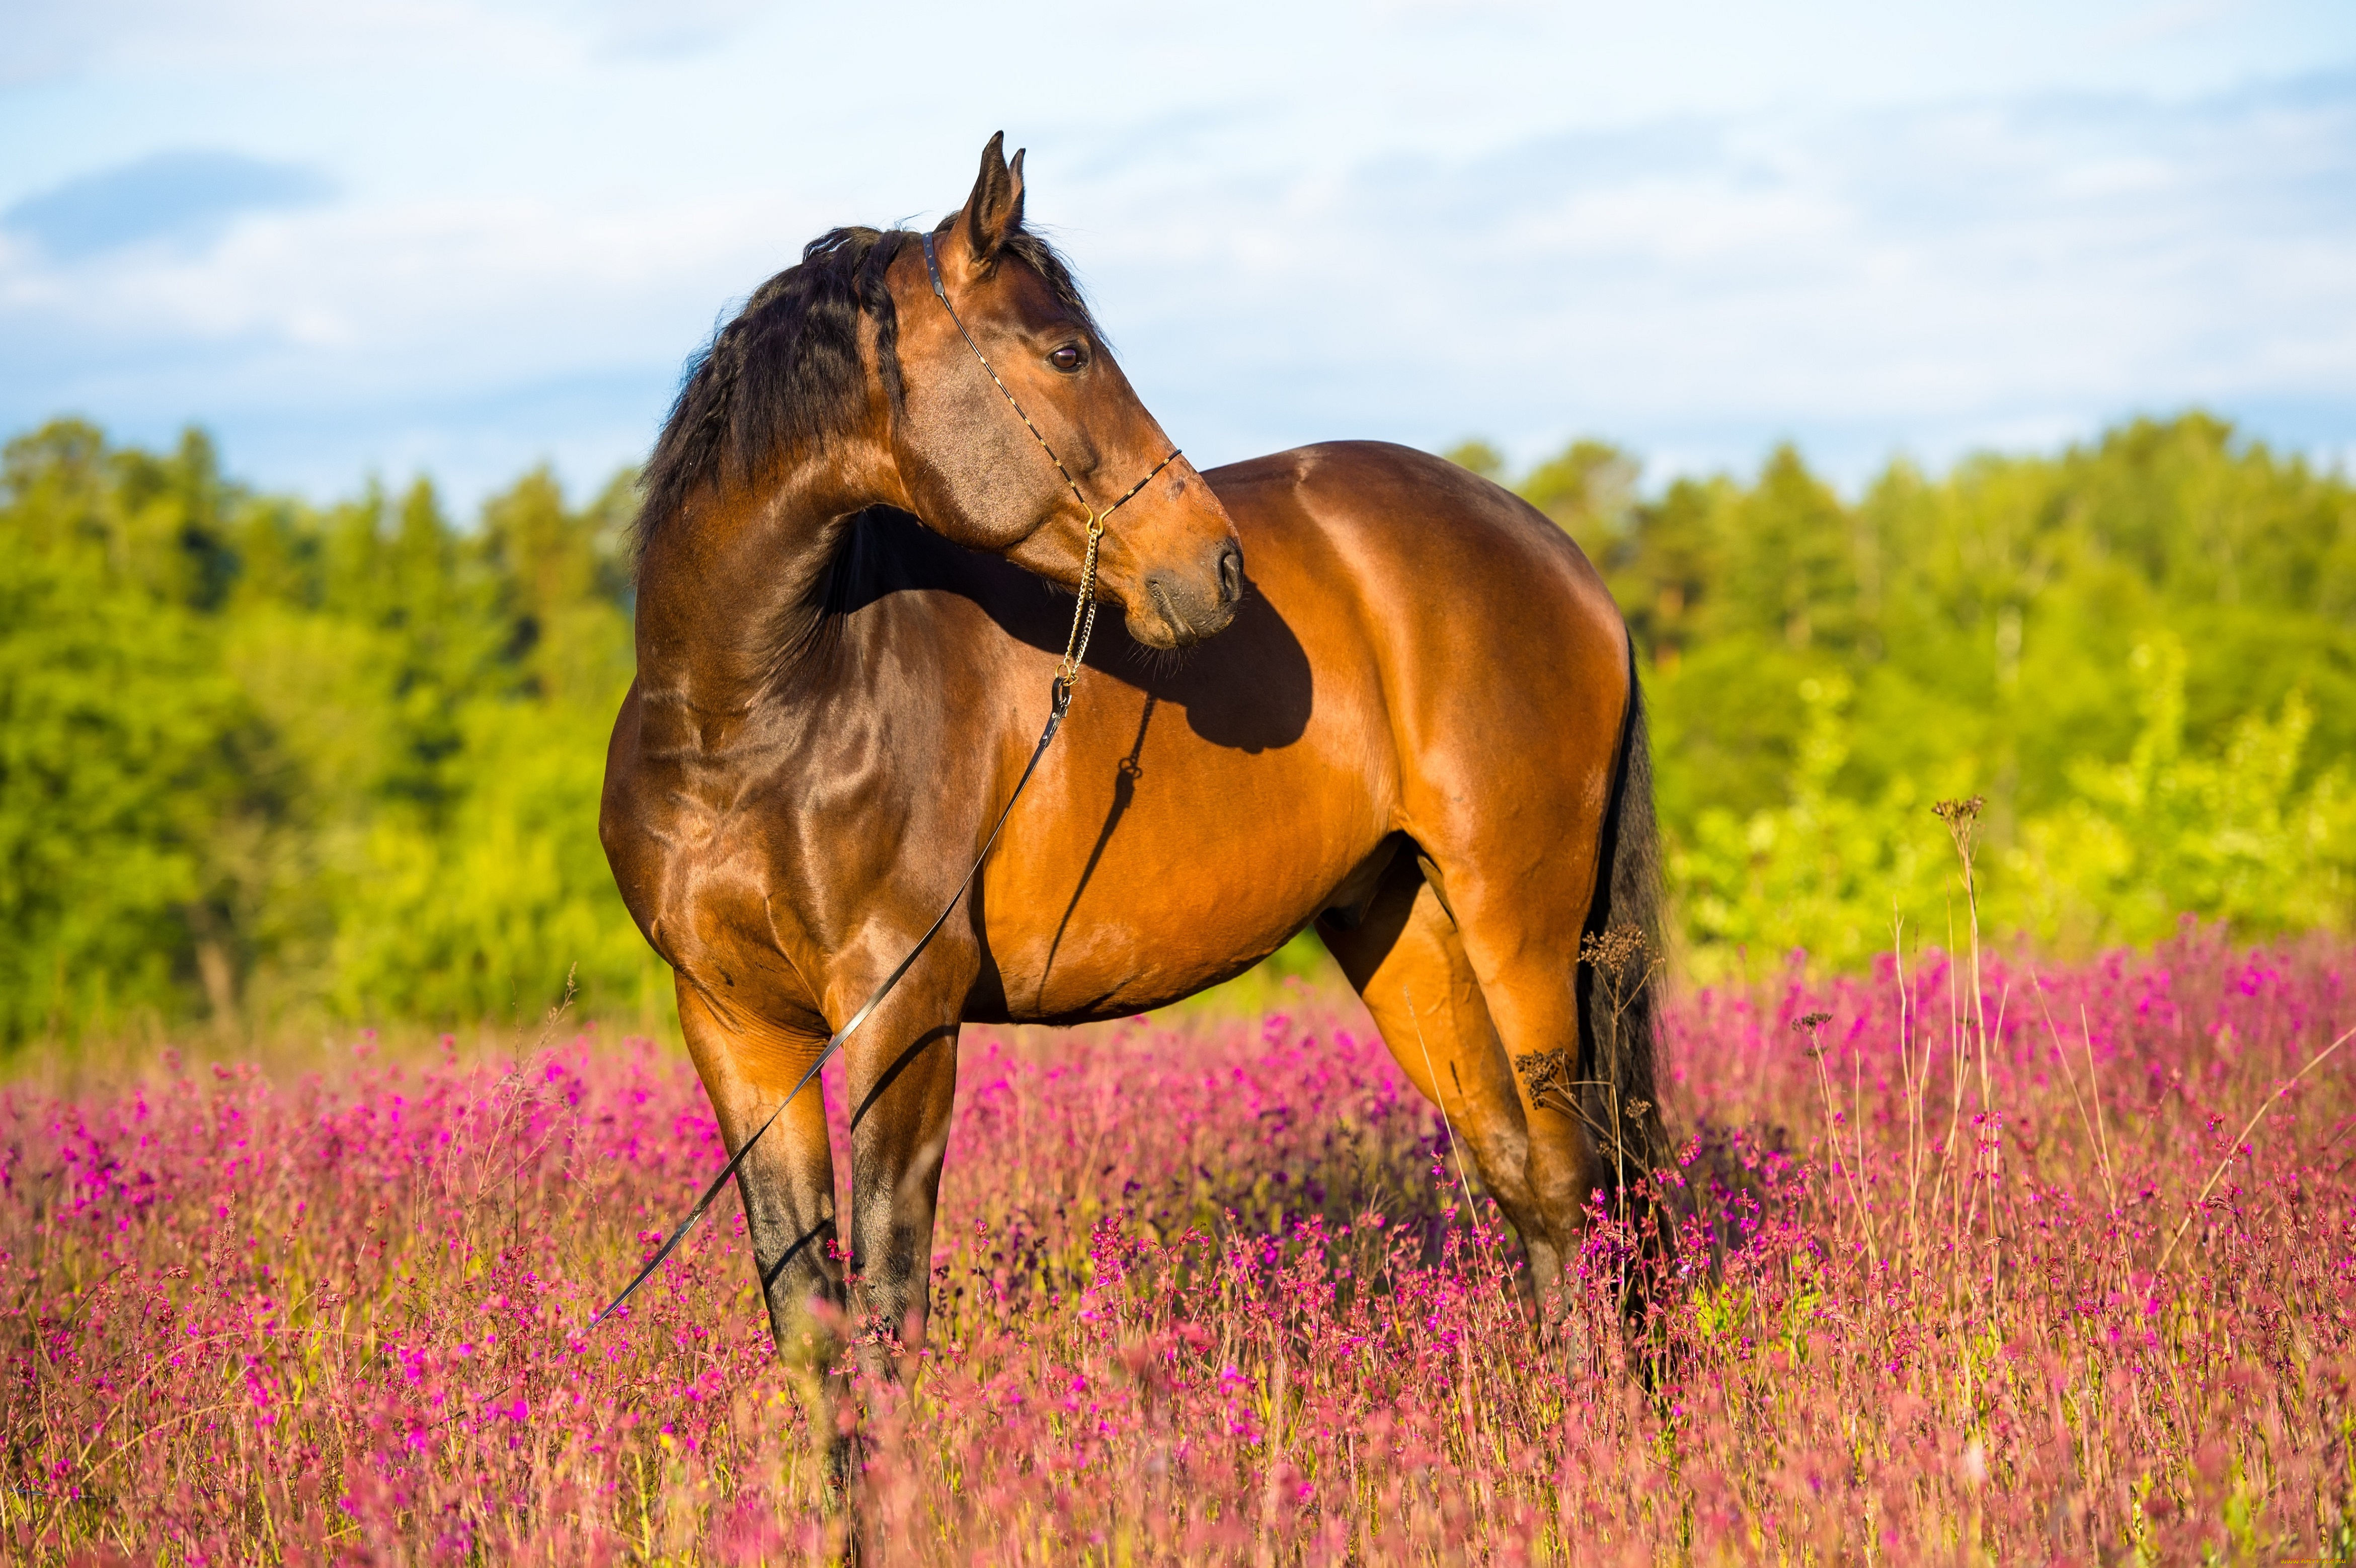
[1143,579,1241,649]
[1149,581,1197,646]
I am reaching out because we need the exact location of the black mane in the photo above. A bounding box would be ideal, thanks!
[633,220,1101,565]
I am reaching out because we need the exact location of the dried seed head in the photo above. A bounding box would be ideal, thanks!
[1931,796,1984,827]
[1580,923,1649,981]
[1514,1049,1577,1106]
[1932,795,1987,860]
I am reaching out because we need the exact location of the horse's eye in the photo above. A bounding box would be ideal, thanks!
[1049,344,1087,373]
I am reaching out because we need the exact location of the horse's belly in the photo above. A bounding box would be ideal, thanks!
[975,681,1388,1023]
[981,839,1345,1022]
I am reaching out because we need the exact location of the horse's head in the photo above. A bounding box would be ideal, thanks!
[887,135,1243,650]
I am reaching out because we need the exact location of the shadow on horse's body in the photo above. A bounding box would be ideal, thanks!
[599,138,1668,1417]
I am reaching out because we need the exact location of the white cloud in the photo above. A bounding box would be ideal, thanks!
[1,1,2351,503]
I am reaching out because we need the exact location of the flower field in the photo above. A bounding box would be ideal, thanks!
[6,926,2354,1564]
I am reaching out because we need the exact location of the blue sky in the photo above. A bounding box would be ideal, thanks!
[3,0,2352,510]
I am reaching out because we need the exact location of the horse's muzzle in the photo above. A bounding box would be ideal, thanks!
[1142,538,1244,647]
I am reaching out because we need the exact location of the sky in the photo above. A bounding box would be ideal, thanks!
[3,0,2352,511]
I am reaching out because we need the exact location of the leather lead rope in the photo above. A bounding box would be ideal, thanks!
[591,228,1177,1330]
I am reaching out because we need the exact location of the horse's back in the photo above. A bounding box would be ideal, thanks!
[1204,440,1631,775]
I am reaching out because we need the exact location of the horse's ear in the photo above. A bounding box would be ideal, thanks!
[960,132,1026,265]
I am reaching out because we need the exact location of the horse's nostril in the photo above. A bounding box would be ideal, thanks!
[1216,544,1243,607]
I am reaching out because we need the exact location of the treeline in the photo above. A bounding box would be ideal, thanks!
[4,413,2352,1043]
[1448,413,2356,969]
[1,420,662,1043]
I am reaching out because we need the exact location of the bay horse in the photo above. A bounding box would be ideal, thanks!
[600,134,1668,1383]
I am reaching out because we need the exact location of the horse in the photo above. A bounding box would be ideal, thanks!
[599,133,1669,1393]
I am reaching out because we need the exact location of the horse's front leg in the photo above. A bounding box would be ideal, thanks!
[840,982,965,1381]
[673,980,850,1461]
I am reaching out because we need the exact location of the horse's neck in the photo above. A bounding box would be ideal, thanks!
[633,486,873,730]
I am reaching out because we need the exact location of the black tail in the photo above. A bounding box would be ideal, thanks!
[1578,637,1670,1218]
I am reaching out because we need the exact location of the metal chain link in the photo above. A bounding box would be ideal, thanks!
[1060,515,1106,683]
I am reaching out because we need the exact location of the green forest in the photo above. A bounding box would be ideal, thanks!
[4,413,2352,1044]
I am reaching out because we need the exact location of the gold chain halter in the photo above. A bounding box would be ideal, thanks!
[921,229,1181,689]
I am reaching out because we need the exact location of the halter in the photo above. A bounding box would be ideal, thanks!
[921,228,1181,689]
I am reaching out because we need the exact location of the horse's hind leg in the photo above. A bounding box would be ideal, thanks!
[1415,813,1631,1318]
[1317,855,1570,1307]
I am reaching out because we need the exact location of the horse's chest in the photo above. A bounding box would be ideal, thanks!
[627,780,832,1017]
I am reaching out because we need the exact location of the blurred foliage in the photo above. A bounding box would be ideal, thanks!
[3,410,2350,1041]
[1461,412,2356,974]
[1,419,663,1044]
